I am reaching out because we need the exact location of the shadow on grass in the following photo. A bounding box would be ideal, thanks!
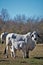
[34,56,43,59]
[0,59,9,62]
[20,61,27,63]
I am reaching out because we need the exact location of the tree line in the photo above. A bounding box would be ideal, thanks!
[0,8,43,43]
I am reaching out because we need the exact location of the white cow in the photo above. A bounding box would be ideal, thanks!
[4,31,39,58]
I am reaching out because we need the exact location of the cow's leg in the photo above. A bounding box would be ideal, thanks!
[13,50,16,58]
[10,46,16,58]
[4,47,6,55]
[22,50,27,58]
[5,45,9,58]
[22,50,29,58]
[3,41,6,55]
[11,52,13,57]
[10,46,13,57]
[22,51,25,58]
[11,51,16,58]
[26,51,29,58]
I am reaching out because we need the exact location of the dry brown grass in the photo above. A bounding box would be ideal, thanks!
[30,44,43,58]
[0,43,43,65]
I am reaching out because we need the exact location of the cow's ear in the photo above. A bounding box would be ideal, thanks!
[37,34,40,38]
[31,34,34,38]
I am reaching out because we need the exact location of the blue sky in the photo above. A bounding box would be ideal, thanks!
[0,0,43,18]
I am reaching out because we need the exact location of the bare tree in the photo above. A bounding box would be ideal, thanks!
[1,8,10,22]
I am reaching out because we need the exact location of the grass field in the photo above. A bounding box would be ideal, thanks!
[0,43,43,65]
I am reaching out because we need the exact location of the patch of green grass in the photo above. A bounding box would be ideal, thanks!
[0,58,43,65]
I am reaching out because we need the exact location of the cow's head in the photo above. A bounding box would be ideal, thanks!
[31,31,40,42]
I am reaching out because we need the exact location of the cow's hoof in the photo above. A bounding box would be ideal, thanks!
[26,56,29,58]
[5,55,8,58]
